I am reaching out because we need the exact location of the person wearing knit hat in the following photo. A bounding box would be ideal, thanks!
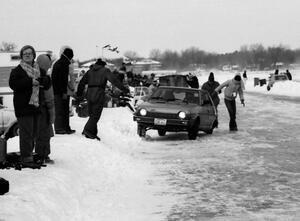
[35,54,55,164]
[215,73,245,131]
[201,72,220,108]
[9,45,51,168]
[76,58,129,140]
[51,46,75,134]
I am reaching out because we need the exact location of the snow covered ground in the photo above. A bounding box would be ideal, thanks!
[0,70,299,221]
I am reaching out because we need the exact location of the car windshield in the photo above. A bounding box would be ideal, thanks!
[134,87,149,96]
[150,88,199,104]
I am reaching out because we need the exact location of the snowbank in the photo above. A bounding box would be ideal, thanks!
[0,108,173,221]
[194,69,300,98]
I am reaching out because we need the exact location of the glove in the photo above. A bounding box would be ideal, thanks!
[241,99,245,107]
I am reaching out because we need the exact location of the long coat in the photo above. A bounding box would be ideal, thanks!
[77,64,127,104]
[201,80,220,106]
[9,65,50,117]
[51,56,70,96]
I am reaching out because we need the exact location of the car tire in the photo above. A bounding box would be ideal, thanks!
[137,124,146,137]
[204,129,213,134]
[188,118,199,140]
[11,124,19,136]
[158,130,166,136]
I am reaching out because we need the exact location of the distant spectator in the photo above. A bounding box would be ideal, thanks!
[286,69,292,80]
[242,70,247,79]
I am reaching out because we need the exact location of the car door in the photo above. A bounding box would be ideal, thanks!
[198,91,216,128]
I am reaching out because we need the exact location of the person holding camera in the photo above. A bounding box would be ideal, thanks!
[9,45,51,168]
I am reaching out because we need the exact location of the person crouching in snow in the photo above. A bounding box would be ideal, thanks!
[35,54,55,164]
[76,58,129,140]
[215,74,245,131]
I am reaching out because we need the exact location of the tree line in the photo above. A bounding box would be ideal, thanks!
[2,41,300,71]
[145,44,300,70]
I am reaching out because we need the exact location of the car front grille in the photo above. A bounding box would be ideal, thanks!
[146,112,178,119]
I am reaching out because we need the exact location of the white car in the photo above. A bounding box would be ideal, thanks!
[0,105,18,139]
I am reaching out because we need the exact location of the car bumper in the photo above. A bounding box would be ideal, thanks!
[133,116,191,131]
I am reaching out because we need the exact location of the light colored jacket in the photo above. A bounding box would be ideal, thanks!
[215,79,244,101]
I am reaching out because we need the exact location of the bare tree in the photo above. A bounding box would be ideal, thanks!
[149,49,162,60]
[123,50,139,60]
[0,41,17,52]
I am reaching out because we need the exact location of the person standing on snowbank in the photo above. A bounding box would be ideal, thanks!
[35,54,55,164]
[214,74,245,131]
[9,45,51,168]
[51,46,75,134]
[76,58,129,140]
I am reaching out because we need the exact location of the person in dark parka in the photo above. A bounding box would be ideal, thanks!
[35,54,55,164]
[51,47,74,134]
[76,59,129,140]
[201,72,220,108]
[9,45,51,167]
[186,73,199,89]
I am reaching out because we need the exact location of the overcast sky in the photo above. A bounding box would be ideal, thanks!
[1,0,300,60]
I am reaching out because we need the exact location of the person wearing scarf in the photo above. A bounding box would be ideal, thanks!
[9,45,51,168]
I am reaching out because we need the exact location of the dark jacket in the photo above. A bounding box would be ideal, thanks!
[187,76,199,88]
[9,65,51,117]
[77,64,127,104]
[51,56,71,95]
[201,80,220,106]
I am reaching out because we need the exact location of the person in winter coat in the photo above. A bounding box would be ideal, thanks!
[35,54,55,164]
[201,72,220,108]
[214,74,245,131]
[76,58,129,140]
[186,73,199,89]
[51,47,75,134]
[9,45,51,168]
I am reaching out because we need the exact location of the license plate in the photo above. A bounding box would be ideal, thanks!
[154,118,167,125]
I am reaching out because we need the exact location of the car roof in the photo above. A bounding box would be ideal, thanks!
[158,86,206,93]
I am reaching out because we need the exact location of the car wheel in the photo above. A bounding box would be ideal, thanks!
[188,118,199,140]
[137,124,146,137]
[157,129,166,136]
[204,129,213,134]
[11,124,19,136]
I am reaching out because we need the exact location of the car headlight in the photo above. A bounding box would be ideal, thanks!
[178,111,186,119]
[139,108,147,116]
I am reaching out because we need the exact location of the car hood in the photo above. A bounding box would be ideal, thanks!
[137,101,197,114]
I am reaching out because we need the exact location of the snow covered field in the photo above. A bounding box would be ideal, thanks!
[0,70,300,221]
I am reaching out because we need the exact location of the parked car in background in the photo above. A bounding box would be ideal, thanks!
[133,86,218,140]
[0,105,18,139]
